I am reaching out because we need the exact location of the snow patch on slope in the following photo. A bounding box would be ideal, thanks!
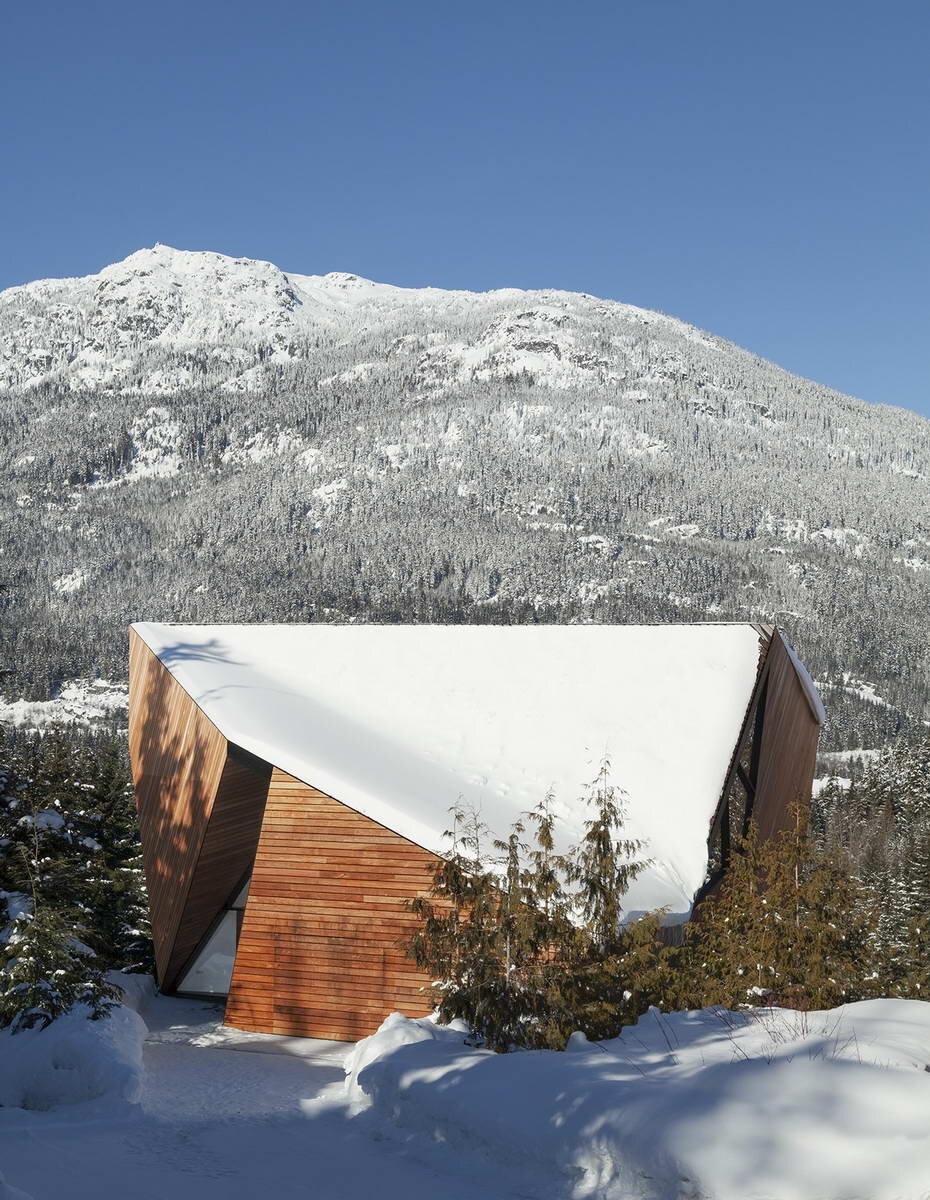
[0,680,128,729]
[811,526,870,557]
[820,674,895,712]
[51,568,86,594]
[894,555,930,573]
[220,429,306,466]
[88,406,183,488]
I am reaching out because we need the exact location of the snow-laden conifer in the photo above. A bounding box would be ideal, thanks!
[0,905,119,1033]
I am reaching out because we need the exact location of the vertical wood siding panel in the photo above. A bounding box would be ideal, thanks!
[753,631,821,840]
[165,747,272,988]
[128,629,230,985]
[226,768,438,1041]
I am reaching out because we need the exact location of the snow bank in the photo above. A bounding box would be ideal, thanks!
[0,1003,146,1113]
[346,1001,930,1200]
[346,1011,472,1089]
[110,969,158,1016]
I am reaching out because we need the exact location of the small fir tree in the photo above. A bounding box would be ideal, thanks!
[406,760,670,1050]
[0,905,120,1033]
[567,758,648,949]
[407,804,522,1048]
[0,836,120,1033]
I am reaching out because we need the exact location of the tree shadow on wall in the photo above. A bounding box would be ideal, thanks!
[131,641,228,987]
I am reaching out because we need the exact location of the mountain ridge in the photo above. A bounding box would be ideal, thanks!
[0,243,820,399]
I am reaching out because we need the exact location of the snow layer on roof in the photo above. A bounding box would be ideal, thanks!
[131,623,764,918]
[782,637,827,725]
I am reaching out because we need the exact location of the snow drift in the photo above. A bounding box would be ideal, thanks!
[0,1002,146,1113]
[346,1001,930,1200]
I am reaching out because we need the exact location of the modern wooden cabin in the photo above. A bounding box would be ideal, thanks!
[128,622,823,1041]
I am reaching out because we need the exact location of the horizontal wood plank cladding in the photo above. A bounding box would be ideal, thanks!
[753,631,821,840]
[128,629,229,985]
[164,745,272,988]
[226,768,438,1041]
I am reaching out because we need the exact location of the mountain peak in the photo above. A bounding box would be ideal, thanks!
[0,246,779,398]
[100,243,284,278]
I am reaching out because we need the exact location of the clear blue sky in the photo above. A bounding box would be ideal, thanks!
[2,0,927,415]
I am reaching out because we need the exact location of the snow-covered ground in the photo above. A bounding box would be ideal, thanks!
[3,987,930,1198]
[348,1004,930,1200]
[0,985,540,1200]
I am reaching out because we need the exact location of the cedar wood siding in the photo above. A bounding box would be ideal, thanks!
[164,743,271,988]
[225,768,437,1040]
[752,630,821,840]
[128,629,270,990]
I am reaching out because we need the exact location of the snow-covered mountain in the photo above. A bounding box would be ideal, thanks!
[1,244,728,396]
[2,246,929,756]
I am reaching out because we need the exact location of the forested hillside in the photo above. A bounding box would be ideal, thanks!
[2,246,929,753]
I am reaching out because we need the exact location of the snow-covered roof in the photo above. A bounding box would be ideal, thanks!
[131,623,766,919]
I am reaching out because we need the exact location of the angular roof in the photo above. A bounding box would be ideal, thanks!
[130,622,767,918]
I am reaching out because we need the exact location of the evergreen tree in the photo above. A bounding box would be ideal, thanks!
[0,727,28,932]
[903,914,930,999]
[81,737,154,972]
[567,758,648,949]
[6,732,97,912]
[0,905,120,1033]
[0,830,120,1033]
[408,805,503,1044]
[406,761,670,1050]
[0,729,154,974]
[678,807,876,1010]
[815,735,930,994]
[544,762,665,1045]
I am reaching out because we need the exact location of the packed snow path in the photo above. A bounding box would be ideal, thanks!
[0,996,540,1200]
